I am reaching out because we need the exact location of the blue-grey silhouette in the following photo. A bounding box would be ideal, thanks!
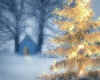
[0,0,64,54]
[0,0,25,53]
[18,35,39,55]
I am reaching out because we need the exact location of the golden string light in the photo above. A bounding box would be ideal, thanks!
[41,0,100,80]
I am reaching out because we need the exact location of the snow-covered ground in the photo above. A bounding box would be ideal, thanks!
[0,54,62,80]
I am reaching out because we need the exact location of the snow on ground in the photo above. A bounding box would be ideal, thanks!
[0,54,62,80]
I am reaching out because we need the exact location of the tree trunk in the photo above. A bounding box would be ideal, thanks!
[15,18,20,53]
[15,34,19,53]
[38,8,46,52]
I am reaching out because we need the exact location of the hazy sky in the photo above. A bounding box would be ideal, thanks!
[92,0,100,18]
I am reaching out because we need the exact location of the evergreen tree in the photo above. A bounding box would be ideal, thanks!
[40,0,100,80]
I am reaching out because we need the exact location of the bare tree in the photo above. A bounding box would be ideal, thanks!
[0,0,64,53]
[0,0,24,53]
[37,0,64,52]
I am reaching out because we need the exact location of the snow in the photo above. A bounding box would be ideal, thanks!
[0,54,61,80]
[23,16,39,44]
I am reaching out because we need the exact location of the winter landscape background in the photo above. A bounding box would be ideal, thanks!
[0,0,100,80]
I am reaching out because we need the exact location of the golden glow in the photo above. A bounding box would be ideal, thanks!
[53,60,57,64]
[54,0,93,23]
[78,44,85,49]
[69,52,77,59]
[42,0,100,79]
[84,32,100,43]
[80,0,90,6]
[79,70,84,75]
[53,66,59,72]
[69,25,74,31]
[87,50,92,56]
[52,60,59,72]
[78,70,85,77]
[82,0,90,3]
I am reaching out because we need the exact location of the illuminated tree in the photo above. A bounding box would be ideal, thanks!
[40,0,100,80]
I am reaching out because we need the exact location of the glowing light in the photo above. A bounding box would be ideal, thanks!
[44,0,100,78]
[69,52,77,58]
[69,25,74,31]
[98,17,100,20]
[78,44,84,49]
[53,60,57,64]
[42,72,46,75]
[51,60,59,72]
[82,0,90,4]
[84,41,88,45]
[78,70,85,77]
[53,66,59,72]
[88,50,92,56]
